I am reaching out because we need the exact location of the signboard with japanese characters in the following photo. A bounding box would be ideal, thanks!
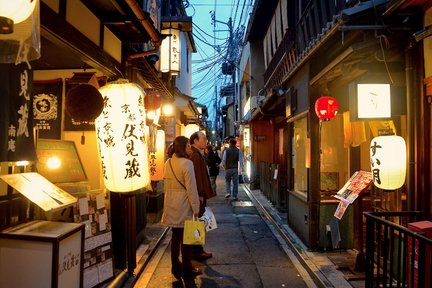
[33,78,63,139]
[0,172,77,212]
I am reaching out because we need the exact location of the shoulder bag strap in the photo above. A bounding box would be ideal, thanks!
[169,159,187,190]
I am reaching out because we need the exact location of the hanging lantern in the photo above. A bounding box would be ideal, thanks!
[66,84,104,121]
[149,130,165,181]
[315,96,338,120]
[144,89,162,111]
[184,123,199,138]
[95,79,151,192]
[0,0,40,64]
[370,135,406,190]
[160,28,180,75]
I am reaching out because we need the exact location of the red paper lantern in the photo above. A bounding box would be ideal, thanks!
[315,96,338,120]
[144,89,162,111]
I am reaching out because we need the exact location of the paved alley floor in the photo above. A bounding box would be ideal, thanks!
[134,171,311,288]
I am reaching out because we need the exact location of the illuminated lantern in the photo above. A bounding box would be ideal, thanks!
[160,28,180,75]
[184,123,199,138]
[370,135,406,190]
[315,96,338,120]
[95,79,151,192]
[149,130,165,181]
[0,0,37,26]
[0,0,40,63]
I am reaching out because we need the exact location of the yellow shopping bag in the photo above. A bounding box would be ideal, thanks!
[183,216,206,245]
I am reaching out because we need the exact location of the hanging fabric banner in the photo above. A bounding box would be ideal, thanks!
[33,78,63,139]
[0,62,37,162]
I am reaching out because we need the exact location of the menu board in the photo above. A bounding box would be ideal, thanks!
[333,170,372,220]
[73,190,114,288]
[0,172,77,212]
[36,139,87,183]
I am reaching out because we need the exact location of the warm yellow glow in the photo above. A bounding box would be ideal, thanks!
[96,80,151,192]
[370,135,406,189]
[0,0,37,24]
[149,130,165,181]
[16,160,29,166]
[162,103,174,116]
[160,28,181,74]
[147,110,156,120]
[184,124,199,138]
[46,156,61,170]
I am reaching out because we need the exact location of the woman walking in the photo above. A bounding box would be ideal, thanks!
[161,136,202,278]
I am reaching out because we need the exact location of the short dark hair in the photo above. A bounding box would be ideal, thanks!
[229,138,237,146]
[167,136,189,158]
[189,131,201,144]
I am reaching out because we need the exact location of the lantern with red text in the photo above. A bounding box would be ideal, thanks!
[315,96,338,120]
[370,135,406,190]
[149,130,165,181]
[95,79,151,192]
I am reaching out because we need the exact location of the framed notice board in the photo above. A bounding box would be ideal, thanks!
[36,139,87,184]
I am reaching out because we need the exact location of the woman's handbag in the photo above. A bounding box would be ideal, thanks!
[183,215,206,245]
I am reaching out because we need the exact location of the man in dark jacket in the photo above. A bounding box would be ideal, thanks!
[222,137,243,201]
[189,131,215,259]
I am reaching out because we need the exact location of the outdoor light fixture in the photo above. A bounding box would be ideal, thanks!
[149,130,165,181]
[160,28,180,75]
[0,0,40,63]
[95,79,151,193]
[315,96,338,120]
[162,103,174,116]
[370,135,406,190]
[185,123,199,138]
[0,0,37,33]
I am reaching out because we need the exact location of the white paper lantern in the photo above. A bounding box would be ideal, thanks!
[370,135,406,190]
[0,0,40,64]
[149,130,165,181]
[95,79,151,192]
[160,28,180,75]
[0,0,37,24]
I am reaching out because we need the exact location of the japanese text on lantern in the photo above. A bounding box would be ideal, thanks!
[370,140,382,185]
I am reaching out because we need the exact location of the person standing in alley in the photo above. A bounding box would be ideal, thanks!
[189,131,215,260]
[205,144,221,193]
[222,137,244,201]
[161,136,202,278]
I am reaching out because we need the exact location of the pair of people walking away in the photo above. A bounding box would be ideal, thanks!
[161,132,216,279]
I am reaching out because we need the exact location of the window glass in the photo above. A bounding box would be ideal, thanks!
[292,117,308,193]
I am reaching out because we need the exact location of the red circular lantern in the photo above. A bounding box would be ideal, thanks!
[315,96,338,120]
[144,89,162,111]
